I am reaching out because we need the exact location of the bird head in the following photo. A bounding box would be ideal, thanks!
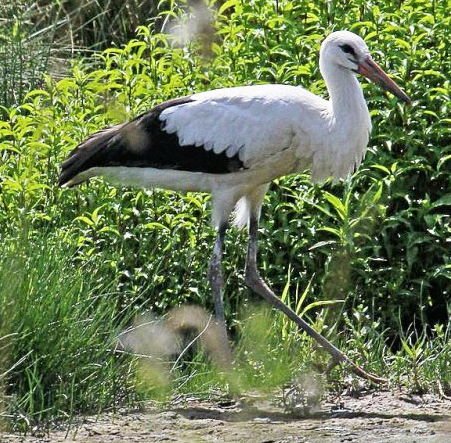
[320,30,411,104]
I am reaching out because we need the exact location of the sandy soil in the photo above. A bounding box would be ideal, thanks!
[2,390,450,442]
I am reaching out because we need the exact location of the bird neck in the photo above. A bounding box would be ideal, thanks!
[320,62,369,125]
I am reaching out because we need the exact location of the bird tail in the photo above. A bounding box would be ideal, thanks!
[58,124,124,187]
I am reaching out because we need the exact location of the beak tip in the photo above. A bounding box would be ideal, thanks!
[360,57,411,106]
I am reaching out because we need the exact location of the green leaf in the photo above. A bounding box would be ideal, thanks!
[431,195,451,208]
[323,191,347,220]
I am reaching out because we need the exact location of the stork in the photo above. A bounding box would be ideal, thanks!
[59,31,410,383]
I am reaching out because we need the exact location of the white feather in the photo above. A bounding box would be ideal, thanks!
[232,196,249,229]
[158,82,370,184]
[159,85,321,168]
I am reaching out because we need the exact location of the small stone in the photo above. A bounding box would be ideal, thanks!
[253,417,271,424]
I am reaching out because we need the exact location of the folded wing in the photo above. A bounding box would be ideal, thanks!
[59,85,323,187]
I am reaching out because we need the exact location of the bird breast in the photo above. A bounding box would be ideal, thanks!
[307,106,371,183]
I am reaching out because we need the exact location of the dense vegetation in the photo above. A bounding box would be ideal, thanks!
[0,0,449,430]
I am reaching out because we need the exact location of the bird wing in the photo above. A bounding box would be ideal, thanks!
[59,84,329,187]
[158,84,328,168]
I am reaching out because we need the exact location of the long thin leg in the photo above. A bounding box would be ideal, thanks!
[244,215,387,384]
[208,223,232,368]
[209,223,228,325]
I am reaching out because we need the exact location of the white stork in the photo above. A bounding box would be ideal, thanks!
[59,31,410,382]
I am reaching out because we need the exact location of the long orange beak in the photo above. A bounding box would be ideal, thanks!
[358,56,411,104]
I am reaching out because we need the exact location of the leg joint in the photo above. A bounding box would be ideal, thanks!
[244,267,260,288]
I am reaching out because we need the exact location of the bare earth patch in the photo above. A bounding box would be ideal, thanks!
[2,391,450,442]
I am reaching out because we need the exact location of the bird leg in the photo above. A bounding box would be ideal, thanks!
[244,216,387,384]
[209,223,227,325]
[208,223,233,368]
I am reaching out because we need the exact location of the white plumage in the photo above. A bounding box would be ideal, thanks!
[96,80,367,226]
[59,31,409,382]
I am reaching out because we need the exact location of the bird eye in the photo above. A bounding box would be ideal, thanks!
[340,44,355,55]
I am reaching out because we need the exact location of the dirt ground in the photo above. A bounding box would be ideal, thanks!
[2,390,450,443]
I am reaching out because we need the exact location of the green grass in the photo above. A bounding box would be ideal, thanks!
[0,0,450,431]
[0,230,449,429]
[0,0,164,109]
[138,302,450,402]
[0,230,139,430]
